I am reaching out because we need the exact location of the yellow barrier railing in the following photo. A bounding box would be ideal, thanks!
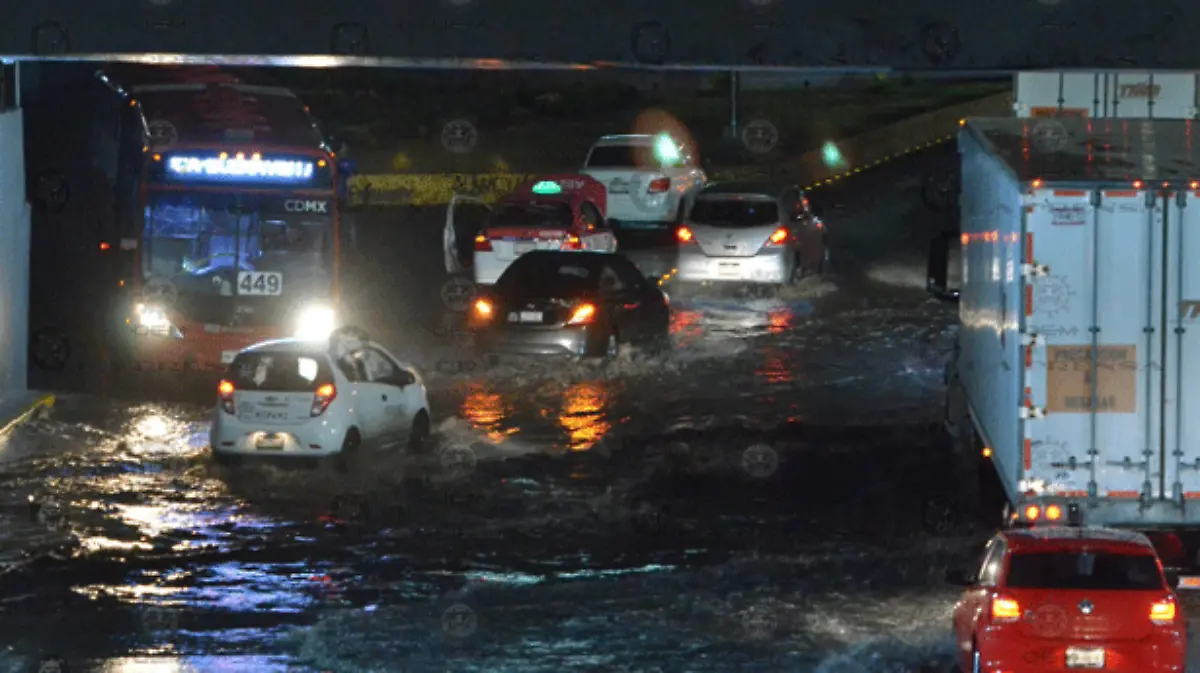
[346,92,1014,206]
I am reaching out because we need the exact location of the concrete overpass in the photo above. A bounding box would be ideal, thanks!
[0,0,1196,412]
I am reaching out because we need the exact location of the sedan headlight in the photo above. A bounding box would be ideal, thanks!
[294,305,337,341]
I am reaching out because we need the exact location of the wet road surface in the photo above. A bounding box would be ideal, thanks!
[13,144,1189,672]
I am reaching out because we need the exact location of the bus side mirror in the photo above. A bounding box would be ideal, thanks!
[927,230,962,302]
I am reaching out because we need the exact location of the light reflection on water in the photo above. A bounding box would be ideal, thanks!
[558,381,611,451]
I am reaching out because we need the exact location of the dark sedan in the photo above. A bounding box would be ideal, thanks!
[469,251,671,359]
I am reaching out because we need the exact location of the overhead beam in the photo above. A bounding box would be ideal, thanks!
[2,0,1198,70]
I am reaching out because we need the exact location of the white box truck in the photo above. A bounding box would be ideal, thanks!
[1014,72,1200,119]
[927,117,1200,571]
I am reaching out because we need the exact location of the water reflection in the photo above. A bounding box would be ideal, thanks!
[755,347,797,385]
[460,384,519,443]
[558,382,611,451]
[767,308,794,335]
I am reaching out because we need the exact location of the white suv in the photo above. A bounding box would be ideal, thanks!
[581,134,707,231]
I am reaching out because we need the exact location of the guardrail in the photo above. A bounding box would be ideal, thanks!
[345,92,1014,207]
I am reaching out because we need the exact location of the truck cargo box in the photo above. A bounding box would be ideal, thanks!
[956,117,1200,529]
[1014,72,1199,119]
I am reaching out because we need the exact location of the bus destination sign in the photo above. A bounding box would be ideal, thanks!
[167,154,315,182]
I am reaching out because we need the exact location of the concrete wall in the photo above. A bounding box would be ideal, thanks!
[0,109,30,399]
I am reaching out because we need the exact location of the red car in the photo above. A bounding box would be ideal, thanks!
[947,525,1187,672]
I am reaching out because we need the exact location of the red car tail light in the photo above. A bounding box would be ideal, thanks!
[648,177,670,193]
[766,228,789,246]
[676,226,695,244]
[474,234,493,252]
[474,298,494,320]
[311,383,336,417]
[563,234,582,250]
[1151,597,1177,625]
[218,379,236,415]
[991,595,1021,623]
[568,303,596,325]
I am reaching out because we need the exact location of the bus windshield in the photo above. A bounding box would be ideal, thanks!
[142,190,334,299]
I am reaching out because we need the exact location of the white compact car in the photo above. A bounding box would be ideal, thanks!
[580,133,707,230]
[209,330,431,466]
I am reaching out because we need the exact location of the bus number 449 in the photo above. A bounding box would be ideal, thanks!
[238,271,283,296]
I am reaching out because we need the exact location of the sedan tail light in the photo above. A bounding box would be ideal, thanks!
[562,234,582,250]
[647,177,670,193]
[474,234,493,252]
[765,227,789,246]
[474,298,494,320]
[568,303,596,325]
[311,383,336,417]
[1151,597,1177,624]
[676,226,695,244]
[990,595,1021,624]
[218,379,236,415]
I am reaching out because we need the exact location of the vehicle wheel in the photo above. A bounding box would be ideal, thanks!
[408,411,431,452]
[335,428,362,473]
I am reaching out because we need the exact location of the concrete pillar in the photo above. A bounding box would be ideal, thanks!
[0,63,31,402]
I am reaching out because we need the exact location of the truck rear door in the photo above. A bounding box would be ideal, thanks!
[1161,188,1200,501]
[1024,186,1161,500]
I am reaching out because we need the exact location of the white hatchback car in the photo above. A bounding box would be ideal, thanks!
[209,332,431,465]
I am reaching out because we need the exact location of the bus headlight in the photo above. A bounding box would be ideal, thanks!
[131,304,183,339]
[295,305,336,341]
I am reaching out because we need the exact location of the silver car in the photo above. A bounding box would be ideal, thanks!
[674,182,828,285]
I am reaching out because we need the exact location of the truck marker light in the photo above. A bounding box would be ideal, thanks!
[982,447,993,458]
[1191,181,1199,189]
[1024,505,1041,521]
[1045,505,1062,520]
[991,596,1021,622]
[1032,179,1043,188]
[1133,180,1143,189]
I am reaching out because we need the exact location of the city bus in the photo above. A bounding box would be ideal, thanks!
[85,66,346,380]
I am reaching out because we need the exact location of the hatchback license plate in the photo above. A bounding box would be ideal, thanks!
[717,262,741,276]
[1066,647,1105,668]
[256,433,285,450]
[518,311,543,323]
[253,410,289,422]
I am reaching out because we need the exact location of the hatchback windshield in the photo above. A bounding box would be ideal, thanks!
[491,202,573,229]
[1006,551,1165,590]
[496,254,599,297]
[227,351,333,392]
[690,198,779,227]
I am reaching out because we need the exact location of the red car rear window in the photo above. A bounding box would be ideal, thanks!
[1006,551,1165,590]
